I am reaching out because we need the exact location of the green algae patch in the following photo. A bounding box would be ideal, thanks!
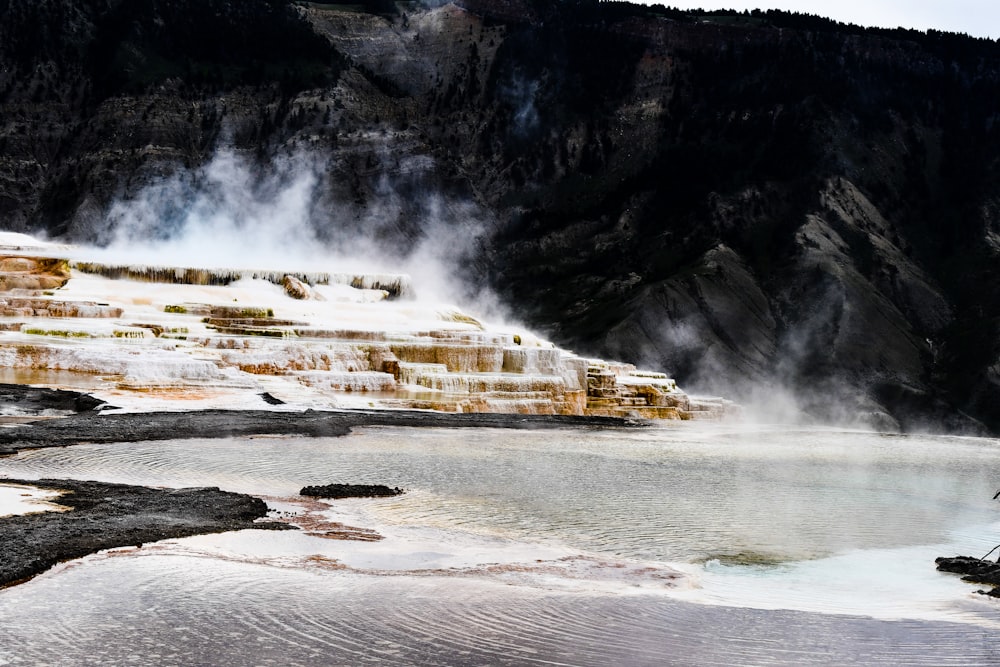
[23,328,93,338]
[112,330,147,339]
[209,306,274,319]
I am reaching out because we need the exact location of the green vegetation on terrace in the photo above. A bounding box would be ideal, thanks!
[23,328,93,338]
[207,307,275,319]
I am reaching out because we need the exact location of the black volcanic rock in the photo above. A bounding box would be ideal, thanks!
[2,0,1000,432]
[935,555,1000,595]
[300,484,403,499]
[0,409,639,455]
[937,555,1000,579]
[0,384,105,414]
[0,478,288,588]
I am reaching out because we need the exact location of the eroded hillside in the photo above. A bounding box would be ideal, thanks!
[1,0,999,432]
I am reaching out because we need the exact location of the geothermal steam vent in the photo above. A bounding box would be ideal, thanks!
[0,233,732,417]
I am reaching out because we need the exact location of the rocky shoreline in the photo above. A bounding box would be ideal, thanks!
[0,385,644,588]
[300,483,404,499]
[0,404,643,456]
[0,478,290,588]
[935,556,1000,597]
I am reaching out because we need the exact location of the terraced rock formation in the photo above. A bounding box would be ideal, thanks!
[2,1,998,431]
[0,234,730,419]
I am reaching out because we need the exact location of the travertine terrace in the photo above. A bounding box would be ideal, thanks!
[0,233,731,418]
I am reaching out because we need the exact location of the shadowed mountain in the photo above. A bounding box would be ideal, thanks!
[1,0,999,432]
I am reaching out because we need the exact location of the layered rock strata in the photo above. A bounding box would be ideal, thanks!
[0,235,732,419]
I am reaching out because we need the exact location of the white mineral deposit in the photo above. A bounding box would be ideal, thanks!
[0,232,733,417]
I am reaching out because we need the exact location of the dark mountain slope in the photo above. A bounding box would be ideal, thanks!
[1,0,999,432]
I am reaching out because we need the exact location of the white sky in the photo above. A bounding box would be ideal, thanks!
[632,1,1000,39]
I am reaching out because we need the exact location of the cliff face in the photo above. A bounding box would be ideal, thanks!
[2,0,999,432]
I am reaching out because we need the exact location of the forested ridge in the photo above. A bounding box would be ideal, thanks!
[2,0,1000,432]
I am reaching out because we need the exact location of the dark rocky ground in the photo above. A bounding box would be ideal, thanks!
[0,478,289,588]
[300,483,404,499]
[0,383,106,414]
[935,556,1000,598]
[0,406,639,456]
[0,385,638,588]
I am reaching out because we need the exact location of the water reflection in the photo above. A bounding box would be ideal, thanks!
[3,425,997,563]
[1,424,999,664]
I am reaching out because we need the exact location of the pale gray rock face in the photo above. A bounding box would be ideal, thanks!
[604,245,777,390]
[1,1,999,432]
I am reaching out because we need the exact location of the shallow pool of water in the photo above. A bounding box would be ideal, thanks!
[0,482,67,517]
[2,423,999,664]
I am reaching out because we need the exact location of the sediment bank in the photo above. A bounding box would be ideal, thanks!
[0,478,288,588]
[0,385,645,588]
[0,405,643,455]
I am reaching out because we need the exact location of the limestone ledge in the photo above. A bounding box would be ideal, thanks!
[0,248,737,419]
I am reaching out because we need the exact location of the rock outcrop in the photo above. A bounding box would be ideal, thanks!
[0,479,289,588]
[935,556,1000,597]
[0,235,724,418]
[1,1,999,431]
[300,484,403,499]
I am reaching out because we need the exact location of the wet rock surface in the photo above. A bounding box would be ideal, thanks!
[0,389,640,588]
[300,484,403,499]
[0,383,106,415]
[0,478,289,588]
[935,556,1000,597]
[0,406,641,454]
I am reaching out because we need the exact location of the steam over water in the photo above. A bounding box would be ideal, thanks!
[2,424,1000,665]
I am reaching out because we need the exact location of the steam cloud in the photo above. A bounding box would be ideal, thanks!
[502,76,541,137]
[102,150,326,267]
[630,299,904,430]
[89,148,509,321]
[81,149,889,429]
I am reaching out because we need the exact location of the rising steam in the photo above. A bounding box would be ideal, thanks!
[87,147,508,320]
[102,150,326,268]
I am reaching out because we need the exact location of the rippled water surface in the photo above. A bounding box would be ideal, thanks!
[2,423,1000,665]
